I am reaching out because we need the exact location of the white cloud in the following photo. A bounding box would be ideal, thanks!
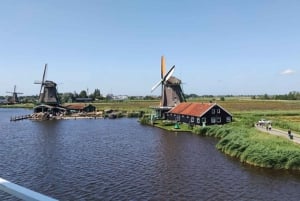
[280,69,296,75]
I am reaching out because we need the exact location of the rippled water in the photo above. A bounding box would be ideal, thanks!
[1,108,300,200]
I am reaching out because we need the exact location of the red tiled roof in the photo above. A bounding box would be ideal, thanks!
[64,104,87,110]
[168,102,216,116]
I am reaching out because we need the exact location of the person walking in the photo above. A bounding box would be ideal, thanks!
[288,129,293,140]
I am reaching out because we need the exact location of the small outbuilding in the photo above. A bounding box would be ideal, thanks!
[64,104,96,113]
[33,104,66,115]
[166,102,232,126]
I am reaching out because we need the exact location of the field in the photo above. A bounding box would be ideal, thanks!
[205,99,300,134]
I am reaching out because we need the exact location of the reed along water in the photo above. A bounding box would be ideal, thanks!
[1,108,300,200]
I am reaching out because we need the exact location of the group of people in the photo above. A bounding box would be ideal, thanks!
[266,123,272,131]
[257,119,272,130]
[257,120,295,140]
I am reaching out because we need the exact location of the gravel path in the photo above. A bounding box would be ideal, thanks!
[255,125,300,144]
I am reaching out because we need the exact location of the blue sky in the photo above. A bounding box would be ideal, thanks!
[0,0,300,96]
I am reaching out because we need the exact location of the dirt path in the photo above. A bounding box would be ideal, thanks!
[255,125,300,144]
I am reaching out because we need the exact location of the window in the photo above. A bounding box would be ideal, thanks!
[202,117,206,123]
[217,109,221,114]
[217,117,221,123]
[226,116,231,122]
[191,117,194,123]
[197,118,200,124]
[211,117,216,124]
[212,109,215,114]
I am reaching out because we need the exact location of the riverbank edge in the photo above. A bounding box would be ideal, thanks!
[143,120,300,170]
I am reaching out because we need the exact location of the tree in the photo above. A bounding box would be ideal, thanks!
[79,90,87,98]
[60,92,74,103]
[92,88,102,99]
[263,93,270,100]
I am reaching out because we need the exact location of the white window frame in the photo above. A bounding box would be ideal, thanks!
[191,117,194,123]
[226,116,231,122]
[217,109,221,114]
[211,117,216,124]
[202,117,206,123]
[217,117,222,123]
[212,109,215,114]
[197,118,200,124]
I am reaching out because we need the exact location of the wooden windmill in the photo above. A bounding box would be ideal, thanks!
[6,85,23,104]
[34,64,59,106]
[151,56,186,108]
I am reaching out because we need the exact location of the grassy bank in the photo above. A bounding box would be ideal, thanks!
[192,115,300,170]
[0,103,34,109]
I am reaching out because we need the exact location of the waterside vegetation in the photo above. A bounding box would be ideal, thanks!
[193,115,300,170]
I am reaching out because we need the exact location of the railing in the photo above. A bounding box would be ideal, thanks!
[10,114,31,121]
[0,177,58,201]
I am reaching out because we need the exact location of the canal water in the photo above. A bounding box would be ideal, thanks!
[1,108,300,200]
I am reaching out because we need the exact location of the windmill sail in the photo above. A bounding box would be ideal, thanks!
[161,56,166,78]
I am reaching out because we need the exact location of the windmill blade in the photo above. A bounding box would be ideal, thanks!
[151,65,175,92]
[151,79,163,92]
[163,65,175,82]
[42,64,47,83]
[39,84,43,96]
[40,64,47,95]
[161,56,166,79]
[14,85,16,93]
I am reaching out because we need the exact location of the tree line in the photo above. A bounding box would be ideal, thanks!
[255,91,300,100]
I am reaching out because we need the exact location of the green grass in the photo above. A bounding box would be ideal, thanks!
[191,115,300,170]
[0,103,34,108]
[144,119,193,132]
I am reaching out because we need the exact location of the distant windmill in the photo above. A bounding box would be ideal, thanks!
[34,64,59,106]
[6,85,23,104]
[151,56,186,107]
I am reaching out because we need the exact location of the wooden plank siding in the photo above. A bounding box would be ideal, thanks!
[166,102,232,126]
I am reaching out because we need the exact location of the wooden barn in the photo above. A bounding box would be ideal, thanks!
[166,102,232,126]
